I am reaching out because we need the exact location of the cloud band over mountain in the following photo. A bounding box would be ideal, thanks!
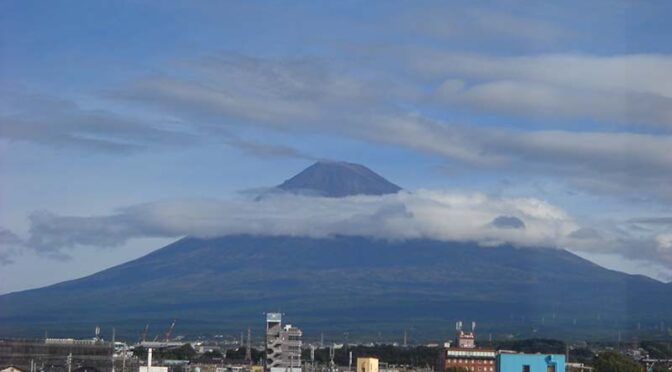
[8,190,669,274]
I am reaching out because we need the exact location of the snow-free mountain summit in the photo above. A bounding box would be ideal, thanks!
[276,161,402,197]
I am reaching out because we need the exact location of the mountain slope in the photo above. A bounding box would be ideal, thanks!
[276,161,401,197]
[0,235,669,340]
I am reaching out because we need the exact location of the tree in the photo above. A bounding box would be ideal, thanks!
[593,351,643,372]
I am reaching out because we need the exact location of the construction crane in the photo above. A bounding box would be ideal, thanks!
[163,319,176,342]
[139,324,149,343]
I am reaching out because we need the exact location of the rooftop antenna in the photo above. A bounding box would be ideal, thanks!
[403,330,407,347]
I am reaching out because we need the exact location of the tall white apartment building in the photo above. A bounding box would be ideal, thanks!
[266,313,302,372]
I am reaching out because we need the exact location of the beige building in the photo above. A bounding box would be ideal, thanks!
[357,358,379,372]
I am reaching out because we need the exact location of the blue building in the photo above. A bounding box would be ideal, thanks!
[497,353,565,372]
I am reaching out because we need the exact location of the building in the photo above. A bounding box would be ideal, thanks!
[456,322,476,349]
[439,321,496,372]
[0,339,114,372]
[139,348,168,372]
[1,367,26,372]
[357,358,379,372]
[443,348,497,372]
[565,363,593,372]
[265,313,302,372]
[496,353,565,372]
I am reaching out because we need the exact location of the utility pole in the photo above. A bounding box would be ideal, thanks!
[245,327,252,362]
[112,327,116,372]
[329,344,335,372]
[310,345,315,371]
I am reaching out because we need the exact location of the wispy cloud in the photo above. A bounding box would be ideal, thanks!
[0,228,25,265]
[358,114,672,199]
[629,217,672,225]
[223,137,316,161]
[415,52,672,127]
[0,92,195,153]
[105,53,672,199]
[5,52,672,200]
[111,54,387,132]
[401,7,572,45]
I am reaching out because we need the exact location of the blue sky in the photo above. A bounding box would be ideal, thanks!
[2,0,672,293]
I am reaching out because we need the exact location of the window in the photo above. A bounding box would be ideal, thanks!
[522,366,530,372]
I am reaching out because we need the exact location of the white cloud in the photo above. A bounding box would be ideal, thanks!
[656,233,672,258]
[418,53,672,127]
[24,190,576,252]
[19,190,672,270]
